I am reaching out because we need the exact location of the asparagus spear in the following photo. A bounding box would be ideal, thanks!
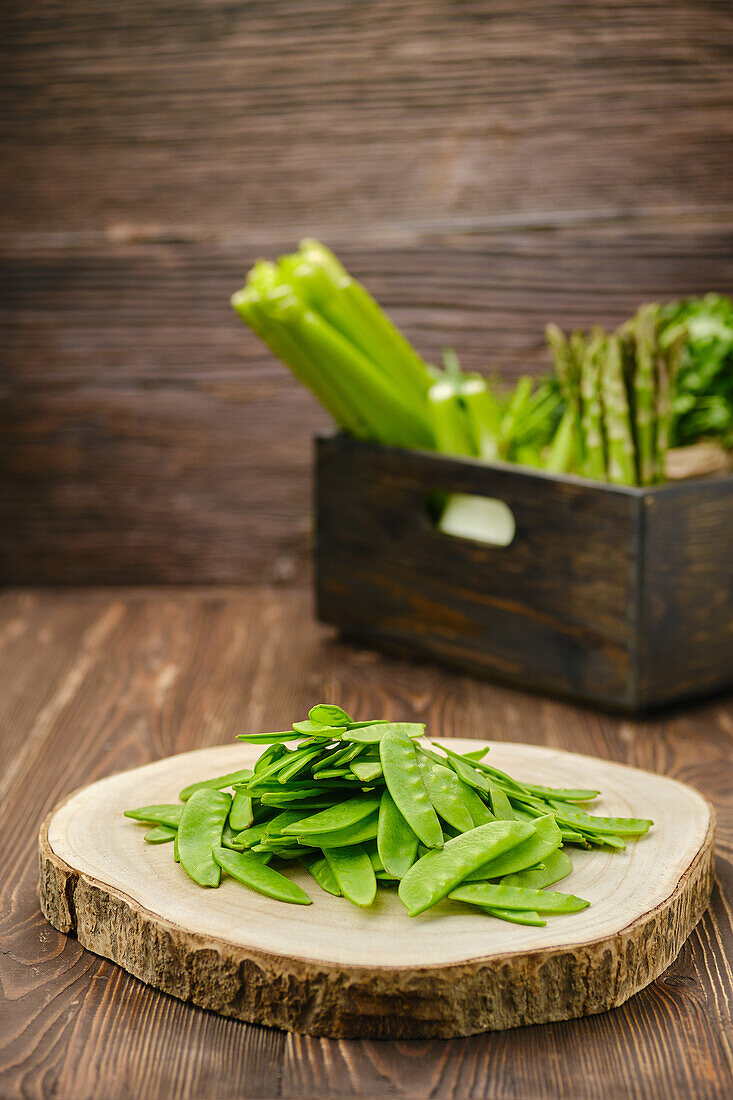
[546,324,583,471]
[657,323,688,479]
[634,304,660,485]
[579,335,607,481]
[601,335,638,485]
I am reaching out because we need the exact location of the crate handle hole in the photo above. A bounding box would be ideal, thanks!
[431,493,516,547]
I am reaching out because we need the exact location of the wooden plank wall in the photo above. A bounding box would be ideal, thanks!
[2,0,732,583]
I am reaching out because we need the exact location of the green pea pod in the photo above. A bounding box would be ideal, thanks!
[252,743,287,776]
[549,801,653,836]
[323,844,377,907]
[213,847,311,904]
[502,848,574,889]
[488,783,515,820]
[365,842,384,872]
[449,883,590,913]
[264,809,309,837]
[281,796,381,836]
[221,822,246,850]
[437,748,492,794]
[417,755,474,833]
[254,844,316,859]
[229,791,254,831]
[291,719,344,736]
[179,769,253,802]
[260,795,335,810]
[460,785,495,826]
[465,814,562,882]
[350,759,383,783]
[345,722,425,744]
[144,824,177,844]
[314,743,363,771]
[276,747,325,784]
[297,811,379,849]
[247,746,316,789]
[521,783,599,802]
[399,821,535,916]
[380,727,443,849]
[377,790,419,879]
[178,789,232,887]
[481,906,546,926]
[308,703,353,726]
[236,731,297,744]
[233,821,272,848]
[124,804,183,828]
[299,853,342,896]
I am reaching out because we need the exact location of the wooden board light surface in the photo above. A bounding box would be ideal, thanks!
[39,740,714,1039]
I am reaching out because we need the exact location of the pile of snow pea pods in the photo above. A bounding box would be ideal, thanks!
[125,704,653,925]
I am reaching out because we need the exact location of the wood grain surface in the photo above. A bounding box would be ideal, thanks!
[1,588,731,1096]
[2,0,733,583]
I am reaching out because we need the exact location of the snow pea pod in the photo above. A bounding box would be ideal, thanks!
[308,703,353,726]
[260,795,335,809]
[179,769,253,802]
[221,822,246,850]
[229,791,254,831]
[380,727,443,849]
[236,731,296,744]
[177,788,231,887]
[281,795,381,836]
[522,783,599,801]
[398,820,535,916]
[313,743,363,772]
[247,746,314,789]
[418,755,474,833]
[312,768,354,779]
[481,906,546,926]
[345,722,425,744]
[276,747,324,784]
[323,844,377,907]
[213,847,311,904]
[437,747,493,795]
[297,811,379,849]
[263,809,309,837]
[487,783,515,820]
[299,853,342,896]
[449,883,590,913]
[377,790,419,879]
[233,821,272,848]
[548,801,653,836]
[291,719,344,736]
[144,824,177,844]
[501,848,573,889]
[350,759,383,783]
[125,804,183,828]
[464,814,561,882]
[365,843,384,872]
[458,784,495,827]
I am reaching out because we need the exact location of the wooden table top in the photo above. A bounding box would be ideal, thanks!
[1,587,731,1100]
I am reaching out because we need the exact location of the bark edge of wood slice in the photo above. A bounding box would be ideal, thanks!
[38,742,715,1039]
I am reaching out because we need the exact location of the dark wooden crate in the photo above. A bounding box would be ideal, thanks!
[314,436,733,711]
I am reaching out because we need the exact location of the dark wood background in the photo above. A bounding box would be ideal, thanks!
[2,0,733,583]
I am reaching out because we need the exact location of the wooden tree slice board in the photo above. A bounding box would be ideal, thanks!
[39,740,715,1039]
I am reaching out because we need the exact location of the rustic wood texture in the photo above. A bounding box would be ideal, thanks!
[2,0,733,583]
[315,437,733,709]
[1,588,732,1096]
